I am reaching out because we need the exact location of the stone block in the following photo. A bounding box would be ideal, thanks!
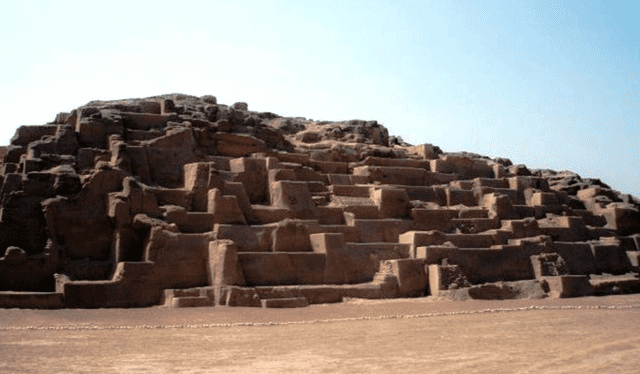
[261,297,309,308]
[230,157,269,204]
[386,259,428,297]
[150,187,193,209]
[120,113,178,130]
[0,292,63,309]
[108,193,132,227]
[551,242,598,275]
[480,187,525,205]
[352,219,414,243]
[430,158,454,174]
[139,100,162,114]
[529,192,560,207]
[214,224,275,252]
[428,264,470,297]
[315,206,345,225]
[371,188,410,218]
[403,186,447,205]
[223,181,255,223]
[458,207,490,219]
[411,209,457,232]
[450,180,474,190]
[274,152,310,165]
[208,240,245,304]
[466,280,548,300]
[237,253,326,286]
[184,162,211,212]
[481,193,514,217]
[143,229,212,288]
[310,232,346,254]
[399,231,448,258]
[424,172,456,186]
[112,227,142,262]
[207,188,246,225]
[598,205,640,236]
[329,185,371,197]
[436,155,495,179]
[342,205,379,220]
[76,120,108,149]
[620,234,640,252]
[589,274,640,295]
[501,218,540,239]
[326,243,409,284]
[538,216,589,242]
[327,174,352,185]
[543,275,593,298]
[310,160,348,174]
[627,251,640,267]
[530,253,568,278]
[406,143,442,159]
[269,168,297,183]
[251,206,291,224]
[351,175,370,184]
[3,246,28,265]
[22,171,55,196]
[178,212,216,233]
[270,180,317,219]
[449,217,500,234]
[42,169,124,260]
[10,125,58,147]
[214,133,269,158]
[310,233,350,284]
[225,287,261,307]
[292,165,326,183]
[4,145,26,164]
[144,127,197,188]
[491,162,505,179]
[421,242,550,284]
[63,280,116,308]
[508,176,549,191]
[590,242,633,274]
[353,165,426,186]
[472,177,508,189]
[171,296,211,308]
[272,219,314,252]
[446,233,495,248]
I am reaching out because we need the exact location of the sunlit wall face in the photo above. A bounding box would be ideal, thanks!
[0,0,637,196]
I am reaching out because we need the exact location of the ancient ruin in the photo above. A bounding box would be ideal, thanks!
[0,94,638,309]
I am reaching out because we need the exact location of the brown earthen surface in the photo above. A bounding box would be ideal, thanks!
[1,295,639,373]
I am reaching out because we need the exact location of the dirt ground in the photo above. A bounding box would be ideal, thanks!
[1,294,640,373]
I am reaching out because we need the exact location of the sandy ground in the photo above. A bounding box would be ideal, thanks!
[1,295,640,373]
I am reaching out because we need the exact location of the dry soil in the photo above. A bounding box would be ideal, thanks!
[1,295,640,373]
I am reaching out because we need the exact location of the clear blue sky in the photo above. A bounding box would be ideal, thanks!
[1,0,638,197]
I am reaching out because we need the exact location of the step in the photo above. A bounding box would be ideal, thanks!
[179,212,215,233]
[163,287,214,307]
[261,297,309,308]
[171,296,212,308]
[589,273,640,295]
[0,291,64,309]
[328,184,371,197]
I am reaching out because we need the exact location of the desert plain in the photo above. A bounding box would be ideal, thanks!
[1,294,640,373]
